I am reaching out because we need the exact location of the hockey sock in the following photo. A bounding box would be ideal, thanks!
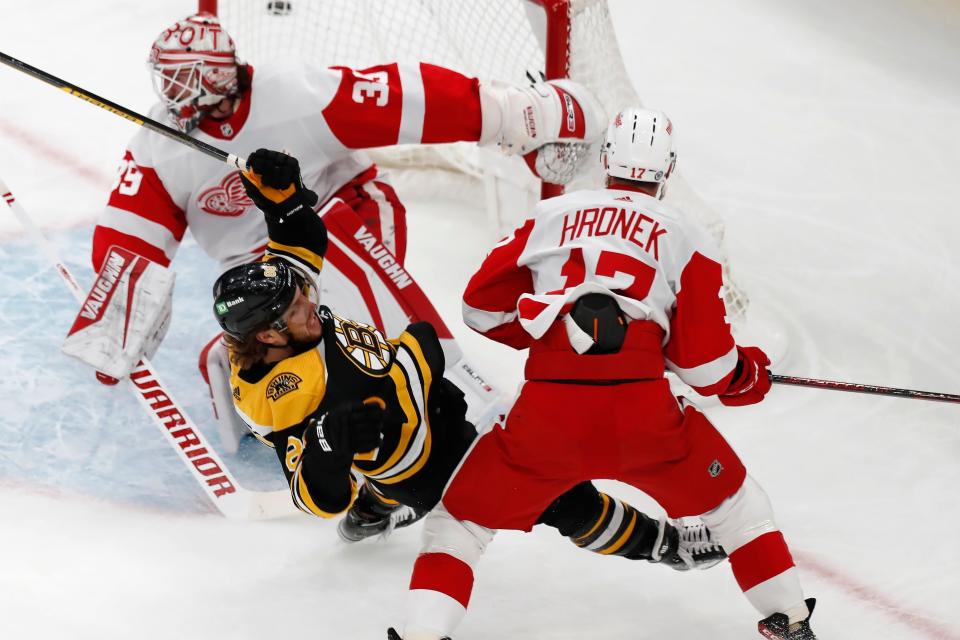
[405,552,473,638]
[568,493,663,560]
[700,475,808,618]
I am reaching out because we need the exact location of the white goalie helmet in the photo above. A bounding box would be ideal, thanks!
[601,107,677,198]
[148,13,240,132]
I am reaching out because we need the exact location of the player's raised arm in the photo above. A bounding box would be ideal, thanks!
[319,62,604,156]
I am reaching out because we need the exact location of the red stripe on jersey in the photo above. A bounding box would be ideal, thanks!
[463,219,536,316]
[664,251,734,369]
[409,553,475,608]
[420,63,483,144]
[518,297,549,321]
[92,227,172,271]
[106,151,187,238]
[481,321,533,350]
[729,531,795,592]
[323,64,403,148]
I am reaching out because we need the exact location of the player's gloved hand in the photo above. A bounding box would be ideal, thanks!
[428,377,468,426]
[239,148,319,222]
[305,401,385,457]
[718,346,772,407]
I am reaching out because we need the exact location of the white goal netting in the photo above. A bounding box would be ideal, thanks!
[206,0,749,323]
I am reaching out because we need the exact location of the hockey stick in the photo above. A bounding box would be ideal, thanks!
[771,373,960,405]
[1,175,296,520]
[0,50,246,170]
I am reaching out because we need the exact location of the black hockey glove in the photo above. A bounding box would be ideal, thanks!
[305,401,385,458]
[428,377,468,426]
[240,148,319,222]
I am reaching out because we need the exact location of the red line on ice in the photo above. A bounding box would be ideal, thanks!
[795,551,960,640]
[0,120,111,187]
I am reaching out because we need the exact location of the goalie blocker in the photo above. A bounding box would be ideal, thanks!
[62,246,175,381]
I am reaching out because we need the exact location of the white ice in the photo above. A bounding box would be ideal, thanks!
[1,0,958,638]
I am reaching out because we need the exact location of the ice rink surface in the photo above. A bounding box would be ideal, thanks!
[1,0,959,638]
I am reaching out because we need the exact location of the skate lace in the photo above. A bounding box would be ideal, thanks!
[679,524,724,558]
[381,505,419,538]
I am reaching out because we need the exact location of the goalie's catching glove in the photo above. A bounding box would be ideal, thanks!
[239,148,319,222]
[479,79,604,155]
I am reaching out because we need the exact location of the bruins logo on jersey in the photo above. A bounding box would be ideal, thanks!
[332,315,394,375]
[266,372,302,401]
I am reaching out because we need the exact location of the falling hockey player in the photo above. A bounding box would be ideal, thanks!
[209,148,727,568]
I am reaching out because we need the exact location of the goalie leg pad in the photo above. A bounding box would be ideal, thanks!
[61,247,174,380]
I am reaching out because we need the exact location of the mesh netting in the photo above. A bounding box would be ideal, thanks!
[209,0,747,321]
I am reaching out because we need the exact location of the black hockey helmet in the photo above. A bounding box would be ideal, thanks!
[212,260,306,340]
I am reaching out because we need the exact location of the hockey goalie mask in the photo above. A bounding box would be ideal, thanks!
[148,13,240,132]
[601,108,677,199]
[213,260,319,341]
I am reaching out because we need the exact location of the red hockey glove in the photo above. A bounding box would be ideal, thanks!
[718,346,771,407]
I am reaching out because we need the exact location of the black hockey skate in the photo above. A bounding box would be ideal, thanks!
[338,485,426,542]
[758,598,818,639]
[387,628,450,640]
[655,519,727,571]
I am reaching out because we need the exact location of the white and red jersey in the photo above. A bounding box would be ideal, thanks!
[462,187,738,395]
[94,61,484,272]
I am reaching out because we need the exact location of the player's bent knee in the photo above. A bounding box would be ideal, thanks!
[697,474,777,554]
[419,503,495,568]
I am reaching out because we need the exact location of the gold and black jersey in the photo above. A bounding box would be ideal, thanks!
[231,306,476,517]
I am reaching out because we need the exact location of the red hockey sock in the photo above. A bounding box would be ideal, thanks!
[409,552,475,608]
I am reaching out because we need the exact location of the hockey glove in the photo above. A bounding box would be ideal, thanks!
[240,149,319,222]
[718,345,772,407]
[305,401,385,458]
[479,79,604,155]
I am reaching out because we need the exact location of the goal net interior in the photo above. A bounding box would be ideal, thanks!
[200,0,749,325]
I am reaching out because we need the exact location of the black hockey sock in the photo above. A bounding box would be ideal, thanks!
[568,493,663,560]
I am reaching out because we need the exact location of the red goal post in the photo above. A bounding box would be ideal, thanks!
[196,0,750,326]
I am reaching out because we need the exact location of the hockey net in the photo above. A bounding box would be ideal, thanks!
[199,0,749,324]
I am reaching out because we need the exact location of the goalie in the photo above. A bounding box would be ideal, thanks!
[62,11,603,452]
